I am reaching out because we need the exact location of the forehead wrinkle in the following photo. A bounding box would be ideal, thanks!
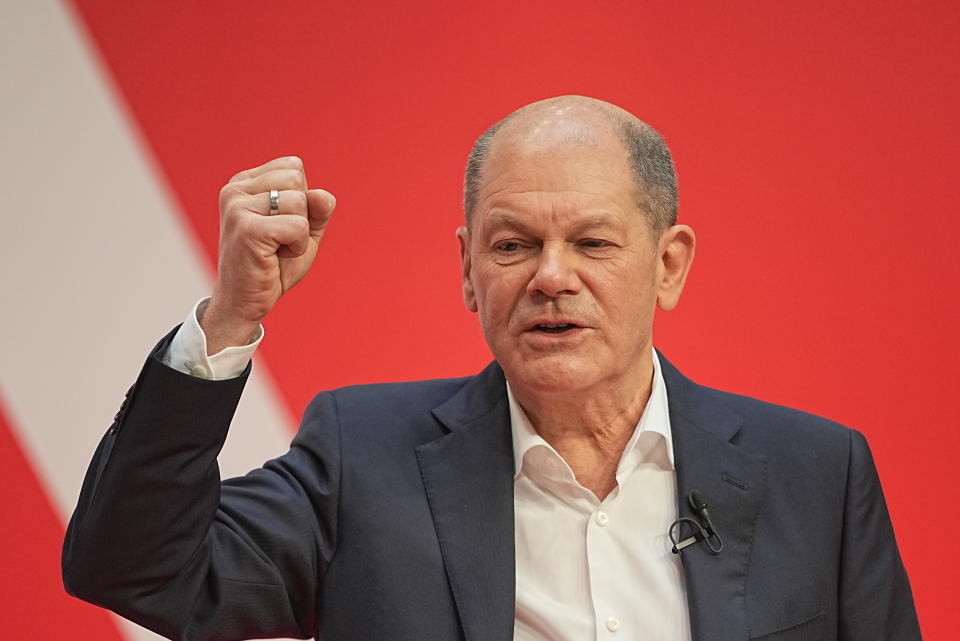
[478,178,635,222]
[478,169,634,208]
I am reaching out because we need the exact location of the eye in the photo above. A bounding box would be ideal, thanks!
[580,239,611,249]
[495,240,523,252]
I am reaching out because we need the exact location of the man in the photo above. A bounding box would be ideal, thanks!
[62,96,921,641]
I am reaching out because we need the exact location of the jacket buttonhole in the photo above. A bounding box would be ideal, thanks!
[722,473,748,490]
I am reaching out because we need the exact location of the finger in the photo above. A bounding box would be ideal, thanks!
[306,189,336,238]
[249,189,307,217]
[229,156,304,183]
[250,214,310,257]
[237,167,307,195]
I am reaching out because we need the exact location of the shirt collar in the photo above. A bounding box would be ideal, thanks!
[508,348,674,480]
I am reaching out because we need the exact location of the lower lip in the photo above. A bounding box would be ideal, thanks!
[521,327,588,345]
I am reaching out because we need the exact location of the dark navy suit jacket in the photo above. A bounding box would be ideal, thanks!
[63,331,921,641]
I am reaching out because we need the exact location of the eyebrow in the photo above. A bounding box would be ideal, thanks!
[482,211,621,235]
[482,212,532,234]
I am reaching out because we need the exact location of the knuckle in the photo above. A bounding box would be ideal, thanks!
[219,183,242,208]
[289,190,308,211]
[294,215,310,234]
[284,155,304,170]
[287,169,306,190]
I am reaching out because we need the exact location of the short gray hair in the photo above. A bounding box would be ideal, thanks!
[463,120,506,225]
[463,113,678,234]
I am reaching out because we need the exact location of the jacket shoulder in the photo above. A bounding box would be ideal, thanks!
[293,373,478,450]
[695,384,857,453]
[325,374,474,417]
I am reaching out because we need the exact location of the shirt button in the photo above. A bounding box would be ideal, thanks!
[190,365,210,379]
[595,511,609,527]
[606,617,620,632]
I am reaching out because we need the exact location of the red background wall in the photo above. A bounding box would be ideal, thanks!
[12,1,958,638]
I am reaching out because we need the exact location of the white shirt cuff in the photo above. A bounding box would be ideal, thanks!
[162,298,263,380]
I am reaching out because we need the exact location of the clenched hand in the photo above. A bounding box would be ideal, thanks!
[201,156,336,354]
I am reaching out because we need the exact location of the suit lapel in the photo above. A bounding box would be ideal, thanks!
[416,362,516,641]
[660,352,767,641]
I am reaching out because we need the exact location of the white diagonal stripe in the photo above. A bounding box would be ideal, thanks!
[0,2,299,639]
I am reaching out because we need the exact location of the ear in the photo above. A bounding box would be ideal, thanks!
[456,226,478,312]
[656,224,696,312]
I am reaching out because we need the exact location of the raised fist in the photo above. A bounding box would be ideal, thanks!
[201,156,336,353]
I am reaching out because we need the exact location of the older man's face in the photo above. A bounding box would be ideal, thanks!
[458,127,666,395]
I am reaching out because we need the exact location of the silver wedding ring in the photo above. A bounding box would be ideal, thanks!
[269,189,280,214]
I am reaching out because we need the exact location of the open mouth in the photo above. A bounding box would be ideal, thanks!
[532,323,579,334]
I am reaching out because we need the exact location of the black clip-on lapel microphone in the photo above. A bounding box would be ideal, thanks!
[669,489,724,556]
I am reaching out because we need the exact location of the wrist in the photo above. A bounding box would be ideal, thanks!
[199,297,262,355]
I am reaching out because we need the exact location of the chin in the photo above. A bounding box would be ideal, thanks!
[499,352,600,395]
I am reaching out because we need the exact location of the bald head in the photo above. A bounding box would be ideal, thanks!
[463,96,678,234]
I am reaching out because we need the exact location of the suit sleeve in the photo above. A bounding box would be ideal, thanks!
[62,331,341,641]
[837,429,922,640]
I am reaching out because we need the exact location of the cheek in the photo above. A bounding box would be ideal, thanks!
[589,262,658,328]
[470,262,495,308]
[473,263,526,331]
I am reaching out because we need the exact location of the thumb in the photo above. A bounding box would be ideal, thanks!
[306,189,336,239]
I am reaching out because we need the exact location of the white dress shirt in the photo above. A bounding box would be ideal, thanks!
[167,299,691,641]
[509,352,690,641]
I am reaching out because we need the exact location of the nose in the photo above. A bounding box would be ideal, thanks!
[527,244,581,298]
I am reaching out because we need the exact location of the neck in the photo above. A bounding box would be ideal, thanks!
[510,354,654,500]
